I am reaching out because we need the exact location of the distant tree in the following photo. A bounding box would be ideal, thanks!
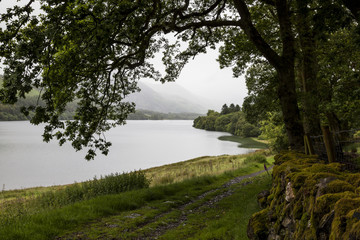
[194,109,261,138]
[221,104,229,115]
[229,103,236,113]
[215,114,232,132]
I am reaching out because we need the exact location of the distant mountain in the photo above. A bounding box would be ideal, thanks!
[128,109,202,120]
[0,77,207,121]
[126,81,208,114]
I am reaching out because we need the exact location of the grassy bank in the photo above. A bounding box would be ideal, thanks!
[218,135,268,149]
[0,152,274,239]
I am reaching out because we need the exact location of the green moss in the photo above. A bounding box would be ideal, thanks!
[252,151,360,240]
[249,208,269,239]
[295,212,311,239]
[346,173,360,187]
[288,172,311,189]
[347,220,360,240]
[311,172,344,181]
[323,180,355,194]
[267,193,274,202]
[330,198,360,239]
[315,192,357,217]
[292,199,304,220]
[258,197,267,208]
[303,163,342,175]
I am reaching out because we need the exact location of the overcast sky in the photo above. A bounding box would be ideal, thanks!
[0,0,248,111]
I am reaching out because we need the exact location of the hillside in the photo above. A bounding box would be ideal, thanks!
[128,109,202,120]
[0,78,206,120]
[126,81,208,114]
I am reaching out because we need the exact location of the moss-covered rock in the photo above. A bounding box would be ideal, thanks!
[248,151,360,240]
[247,208,270,240]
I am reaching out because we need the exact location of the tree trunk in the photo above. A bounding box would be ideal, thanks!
[234,0,305,149]
[295,0,322,136]
[277,64,304,150]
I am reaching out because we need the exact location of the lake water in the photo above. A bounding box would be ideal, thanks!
[0,120,253,190]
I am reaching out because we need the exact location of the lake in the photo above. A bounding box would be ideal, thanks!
[0,120,254,190]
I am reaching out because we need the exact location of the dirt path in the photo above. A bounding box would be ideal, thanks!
[137,167,273,239]
[57,167,273,240]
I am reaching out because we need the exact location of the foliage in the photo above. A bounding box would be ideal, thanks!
[193,106,260,138]
[259,112,288,152]
[193,110,219,131]
[317,27,360,130]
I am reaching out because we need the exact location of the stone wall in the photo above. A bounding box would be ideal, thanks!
[247,151,360,240]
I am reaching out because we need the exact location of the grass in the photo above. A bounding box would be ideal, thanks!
[146,151,273,185]
[218,135,269,149]
[161,174,272,240]
[54,171,272,240]
[0,152,274,239]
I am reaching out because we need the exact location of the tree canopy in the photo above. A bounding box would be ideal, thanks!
[1,0,359,159]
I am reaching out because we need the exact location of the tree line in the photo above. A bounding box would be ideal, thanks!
[193,104,261,138]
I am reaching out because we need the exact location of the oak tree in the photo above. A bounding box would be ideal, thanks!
[1,0,357,158]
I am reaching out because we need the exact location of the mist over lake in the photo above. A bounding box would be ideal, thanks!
[0,120,254,190]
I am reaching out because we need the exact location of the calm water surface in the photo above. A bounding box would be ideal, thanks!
[0,120,253,190]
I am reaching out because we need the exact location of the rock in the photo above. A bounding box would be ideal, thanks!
[353,211,360,220]
[316,177,337,198]
[124,213,141,219]
[317,210,335,240]
[282,217,292,228]
[267,232,279,240]
[319,210,335,230]
[285,182,295,202]
[258,190,270,199]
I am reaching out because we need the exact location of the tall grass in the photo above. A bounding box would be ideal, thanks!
[147,152,273,185]
[36,171,149,208]
[0,171,150,226]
